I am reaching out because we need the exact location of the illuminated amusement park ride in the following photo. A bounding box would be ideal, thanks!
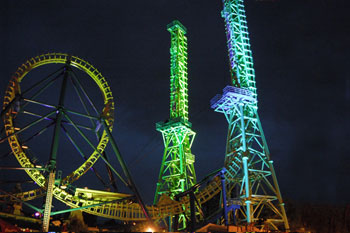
[0,0,289,232]
[154,20,197,230]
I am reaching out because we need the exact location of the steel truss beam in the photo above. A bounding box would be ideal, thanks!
[212,88,289,231]
[1,53,155,230]
[154,20,197,231]
[211,0,289,231]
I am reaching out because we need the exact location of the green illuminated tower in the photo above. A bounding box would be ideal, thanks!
[211,0,290,231]
[154,20,196,205]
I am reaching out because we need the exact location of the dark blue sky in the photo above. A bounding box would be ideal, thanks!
[0,0,349,207]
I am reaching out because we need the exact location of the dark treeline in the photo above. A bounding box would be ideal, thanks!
[286,200,350,233]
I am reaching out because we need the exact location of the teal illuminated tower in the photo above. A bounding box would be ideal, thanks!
[154,20,196,205]
[211,0,290,231]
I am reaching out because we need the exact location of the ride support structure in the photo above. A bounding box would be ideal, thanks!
[42,60,70,231]
[0,54,223,231]
[211,0,290,231]
[154,20,197,230]
[0,53,153,231]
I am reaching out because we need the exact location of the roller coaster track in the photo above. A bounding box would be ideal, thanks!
[2,53,114,188]
[1,53,222,221]
[0,175,221,221]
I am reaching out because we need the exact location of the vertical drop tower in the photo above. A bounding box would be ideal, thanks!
[210,0,289,231]
[154,20,196,205]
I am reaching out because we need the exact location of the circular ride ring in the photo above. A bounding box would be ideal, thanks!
[2,53,223,221]
[2,53,114,198]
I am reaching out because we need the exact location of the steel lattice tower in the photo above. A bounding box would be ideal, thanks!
[211,0,290,231]
[154,20,196,205]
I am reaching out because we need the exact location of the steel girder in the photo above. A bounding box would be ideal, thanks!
[211,0,290,231]
[212,88,289,231]
[154,20,196,231]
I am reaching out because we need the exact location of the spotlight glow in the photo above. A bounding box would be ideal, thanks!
[145,227,154,232]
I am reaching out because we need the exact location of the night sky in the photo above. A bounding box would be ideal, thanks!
[0,0,349,209]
